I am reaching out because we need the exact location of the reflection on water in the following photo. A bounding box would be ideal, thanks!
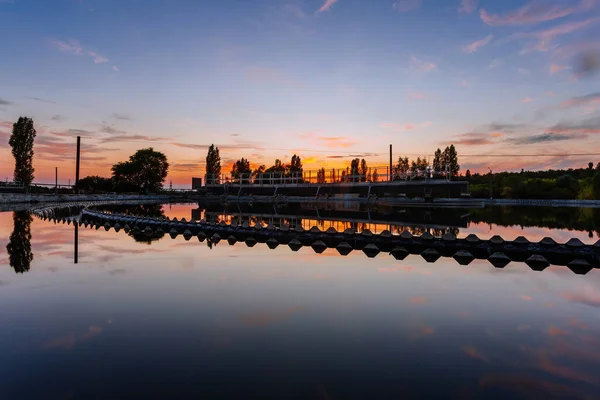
[1,205,600,399]
[6,211,33,274]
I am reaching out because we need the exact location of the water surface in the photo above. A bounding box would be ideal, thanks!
[1,204,599,399]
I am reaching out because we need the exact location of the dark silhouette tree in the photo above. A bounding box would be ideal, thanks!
[77,176,113,193]
[205,144,221,184]
[359,159,368,182]
[443,145,460,176]
[594,171,600,200]
[289,154,303,174]
[589,162,594,171]
[9,117,37,186]
[395,156,410,178]
[112,148,169,193]
[317,168,326,183]
[232,158,251,183]
[7,211,33,274]
[466,169,471,180]
[350,158,360,182]
[372,169,379,182]
[410,157,429,175]
[433,148,443,173]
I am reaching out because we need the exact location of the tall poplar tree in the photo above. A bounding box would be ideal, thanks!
[9,117,36,186]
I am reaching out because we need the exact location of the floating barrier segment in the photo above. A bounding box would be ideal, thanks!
[72,208,600,274]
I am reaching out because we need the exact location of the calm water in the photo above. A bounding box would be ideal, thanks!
[1,204,600,399]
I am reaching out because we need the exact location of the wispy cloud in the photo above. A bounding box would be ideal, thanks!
[546,115,600,134]
[561,286,600,307]
[245,66,302,87]
[170,142,264,151]
[459,0,478,14]
[559,92,600,108]
[517,17,600,53]
[26,96,56,104]
[410,92,428,100]
[489,58,503,68]
[518,67,531,75]
[51,39,110,66]
[51,114,64,121]
[99,134,169,144]
[480,0,595,26]
[87,51,108,64]
[0,98,13,106]
[393,0,423,12]
[100,125,126,135]
[110,112,130,120]
[485,122,528,132]
[510,132,588,144]
[522,97,533,103]
[462,34,493,53]
[409,56,437,73]
[380,121,432,131]
[450,132,500,146]
[316,136,357,148]
[112,65,119,72]
[316,0,338,13]
[550,64,570,74]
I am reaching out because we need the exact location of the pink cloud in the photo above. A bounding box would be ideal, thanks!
[522,97,533,103]
[316,0,338,13]
[559,92,600,108]
[52,39,110,65]
[316,136,357,148]
[409,56,437,72]
[450,132,502,146]
[548,326,568,336]
[561,286,600,307]
[410,296,428,304]
[549,64,570,74]
[520,17,600,53]
[480,0,595,26]
[380,121,432,131]
[460,0,478,14]
[393,0,422,12]
[410,92,428,100]
[462,34,493,53]
[462,346,488,362]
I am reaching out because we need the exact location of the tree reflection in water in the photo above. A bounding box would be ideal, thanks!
[6,211,33,274]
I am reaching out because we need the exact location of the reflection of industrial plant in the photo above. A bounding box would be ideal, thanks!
[193,203,467,237]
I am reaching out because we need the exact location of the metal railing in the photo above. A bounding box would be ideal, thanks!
[204,168,454,186]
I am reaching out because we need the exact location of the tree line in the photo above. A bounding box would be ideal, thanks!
[465,163,600,200]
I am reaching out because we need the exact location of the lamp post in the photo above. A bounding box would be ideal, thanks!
[488,167,493,199]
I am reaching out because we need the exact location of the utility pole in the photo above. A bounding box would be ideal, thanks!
[488,167,493,199]
[75,136,81,194]
[55,167,58,195]
[389,144,392,182]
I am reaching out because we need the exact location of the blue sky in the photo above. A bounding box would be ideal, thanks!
[0,0,599,184]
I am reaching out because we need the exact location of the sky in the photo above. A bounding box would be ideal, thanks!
[1,0,600,187]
